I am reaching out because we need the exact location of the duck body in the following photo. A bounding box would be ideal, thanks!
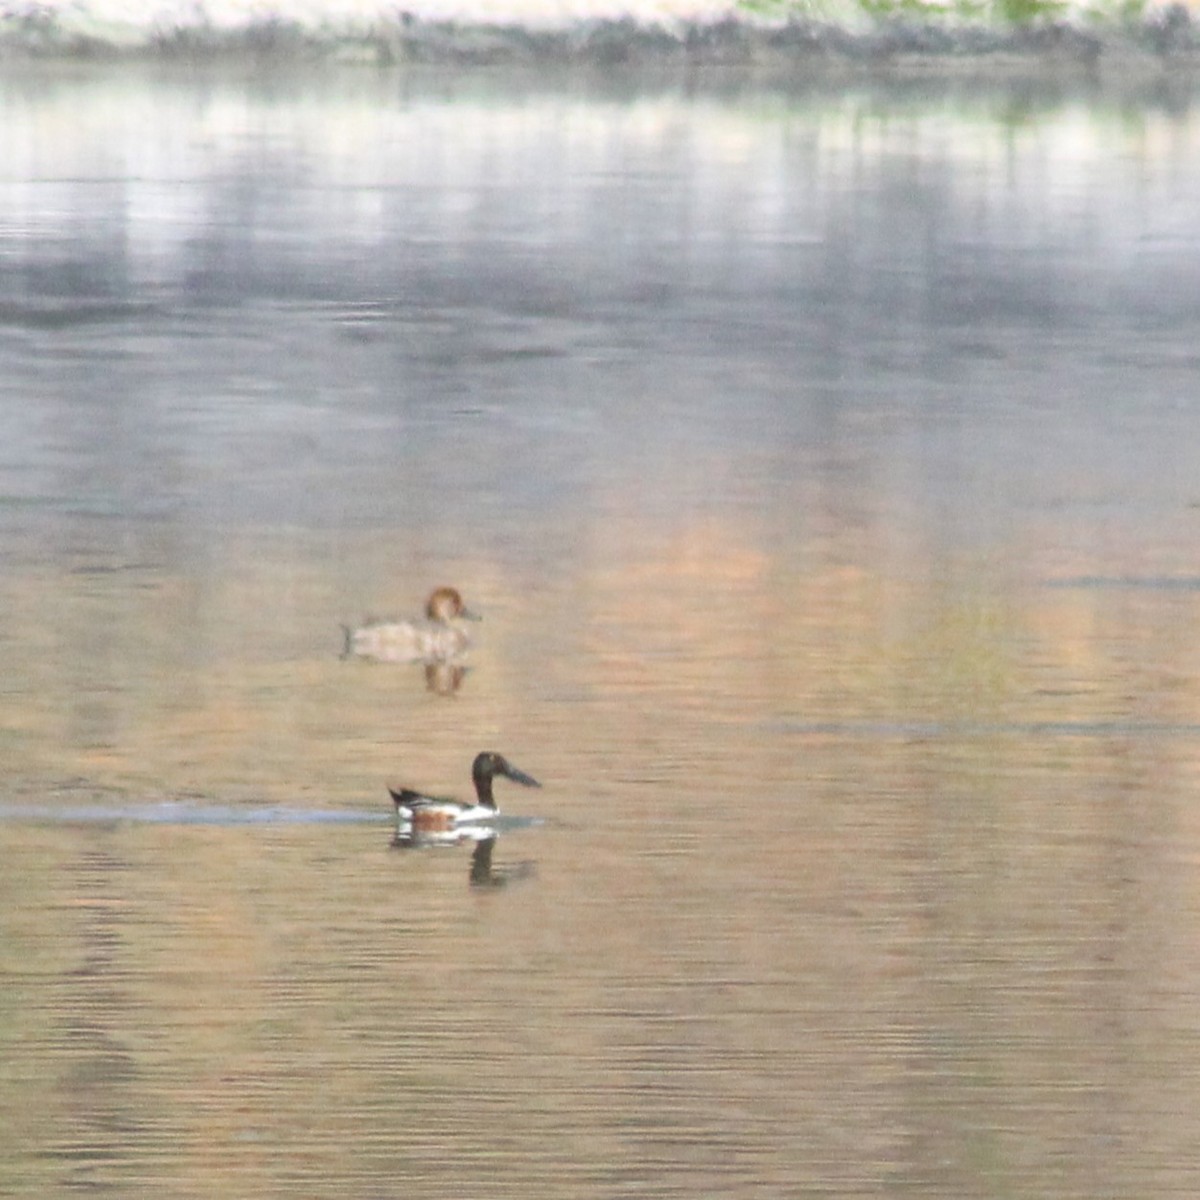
[344,587,480,664]
[390,751,540,832]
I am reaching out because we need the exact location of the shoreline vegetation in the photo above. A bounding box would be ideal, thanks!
[0,3,1196,69]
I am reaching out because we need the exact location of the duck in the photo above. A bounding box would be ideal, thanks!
[342,586,480,664]
[390,751,540,832]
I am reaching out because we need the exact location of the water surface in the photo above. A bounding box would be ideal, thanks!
[2,64,1200,1198]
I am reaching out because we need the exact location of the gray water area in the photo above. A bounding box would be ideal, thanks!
[3,61,1200,1198]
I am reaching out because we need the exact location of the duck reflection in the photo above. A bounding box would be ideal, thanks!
[468,834,536,889]
[390,828,536,890]
[423,661,469,695]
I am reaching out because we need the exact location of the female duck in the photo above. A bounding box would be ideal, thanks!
[390,751,540,832]
[343,586,480,664]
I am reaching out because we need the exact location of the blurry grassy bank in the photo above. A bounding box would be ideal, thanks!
[0,0,1196,69]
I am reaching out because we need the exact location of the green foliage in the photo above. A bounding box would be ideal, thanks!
[993,0,1069,22]
[736,0,797,13]
[736,0,1108,23]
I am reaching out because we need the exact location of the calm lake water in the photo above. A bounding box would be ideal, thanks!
[3,61,1200,1198]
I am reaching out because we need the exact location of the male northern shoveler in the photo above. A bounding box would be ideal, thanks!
[343,586,480,664]
[389,751,540,832]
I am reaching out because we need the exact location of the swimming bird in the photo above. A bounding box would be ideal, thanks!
[343,586,480,664]
[389,751,540,832]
